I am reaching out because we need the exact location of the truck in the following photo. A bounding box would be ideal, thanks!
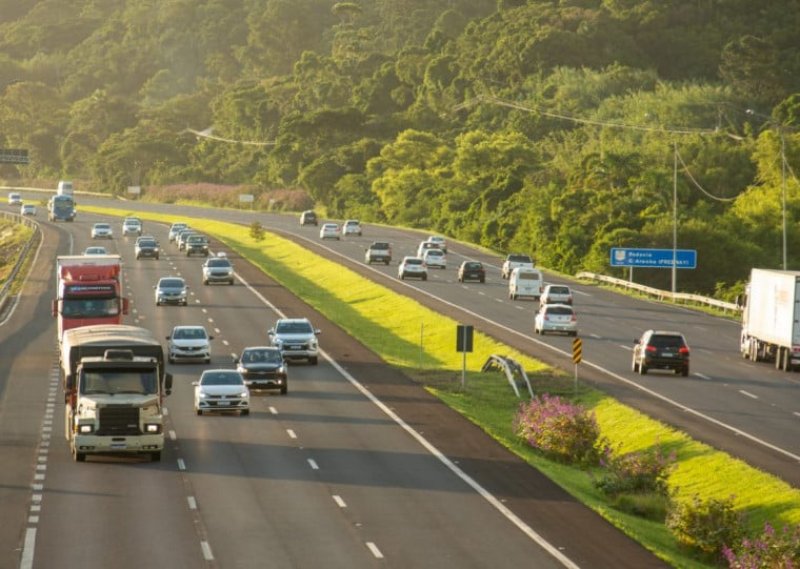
[60,325,173,462]
[47,193,76,221]
[740,268,800,372]
[501,253,535,279]
[53,255,129,340]
[57,180,74,196]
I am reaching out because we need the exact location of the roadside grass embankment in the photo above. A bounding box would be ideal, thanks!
[83,205,800,568]
[0,219,35,296]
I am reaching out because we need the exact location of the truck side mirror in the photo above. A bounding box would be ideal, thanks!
[164,373,173,396]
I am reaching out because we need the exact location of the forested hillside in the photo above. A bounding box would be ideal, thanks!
[1,0,799,295]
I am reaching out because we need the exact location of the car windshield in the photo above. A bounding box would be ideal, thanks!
[546,306,574,316]
[650,335,686,348]
[276,321,313,334]
[201,372,243,386]
[405,258,423,265]
[174,328,206,340]
[138,240,157,247]
[206,259,231,267]
[243,349,283,364]
[518,272,541,280]
[160,279,185,289]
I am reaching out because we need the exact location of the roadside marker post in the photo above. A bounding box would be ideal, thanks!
[572,338,582,393]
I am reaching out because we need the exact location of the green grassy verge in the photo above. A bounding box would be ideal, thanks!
[0,220,35,294]
[84,206,800,568]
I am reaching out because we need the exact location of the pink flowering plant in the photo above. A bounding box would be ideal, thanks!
[722,522,800,568]
[513,394,605,466]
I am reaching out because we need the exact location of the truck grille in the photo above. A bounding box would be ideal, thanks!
[97,406,140,436]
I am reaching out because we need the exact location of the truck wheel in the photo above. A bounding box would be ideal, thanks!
[385,260,390,265]
[310,356,318,365]
[281,385,288,395]
[241,409,250,416]
[196,409,202,416]
[73,447,86,462]
[151,451,162,462]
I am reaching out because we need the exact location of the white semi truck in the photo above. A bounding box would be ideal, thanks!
[740,268,800,372]
[60,325,172,461]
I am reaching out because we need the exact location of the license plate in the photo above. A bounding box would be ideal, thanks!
[217,401,230,406]
[662,352,674,357]
[287,345,301,350]
[111,442,127,450]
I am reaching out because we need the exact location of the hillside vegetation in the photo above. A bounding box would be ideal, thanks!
[2,0,800,295]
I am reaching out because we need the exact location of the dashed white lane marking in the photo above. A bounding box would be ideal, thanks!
[696,373,711,381]
[163,407,169,416]
[222,340,229,346]
[169,430,177,441]
[200,541,214,561]
[268,406,277,415]
[740,390,758,400]
[286,429,297,439]
[366,542,384,559]
[201,308,208,314]
[187,496,197,510]
[794,411,800,418]
[214,328,220,334]
[20,528,36,569]
[332,495,346,508]
[177,458,187,471]
[307,459,319,470]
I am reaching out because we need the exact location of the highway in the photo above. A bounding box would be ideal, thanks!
[0,204,667,568]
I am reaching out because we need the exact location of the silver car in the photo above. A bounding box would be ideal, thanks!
[268,318,320,365]
[167,325,213,364]
[534,303,578,336]
[154,277,189,306]
[202,256,234,285]
[91,223,113,239]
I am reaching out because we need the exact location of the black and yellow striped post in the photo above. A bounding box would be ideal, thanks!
[572,338,582,392]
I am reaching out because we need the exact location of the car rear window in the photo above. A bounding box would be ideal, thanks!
[546,306,574,316]
[650,335,686,348]
[509,254,532,262]
[549,286,569,294]
[465,262,482,269]
[518,272,541,280]
[406,258,423,265]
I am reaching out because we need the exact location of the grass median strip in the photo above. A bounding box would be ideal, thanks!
[85,205,800,568]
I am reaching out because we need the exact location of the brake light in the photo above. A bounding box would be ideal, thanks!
[645,345,658,353]
[570,313,577,322]
[678,346,690,355]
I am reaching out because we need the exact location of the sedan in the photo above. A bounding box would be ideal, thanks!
[422,248,446,269]
[193,369,249,415]
[167,325,213,364]
[458,261,486,283]
[343,219,362,236]
[427,235,448,253]
[319,223,341,240]
[541,284,573,305]
[20,203,37,216]
[398,256,428,281]
[135,238,160,260]
[91,223,113,239]
[83,246,108,256]
[534,303,578,336]
[235,346,288,394]
[202,256,234,285]
[154,277,189,306]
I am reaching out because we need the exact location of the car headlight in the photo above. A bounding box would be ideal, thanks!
[240,391,249,399]
[144,423,161,433]
[197,391,207,399]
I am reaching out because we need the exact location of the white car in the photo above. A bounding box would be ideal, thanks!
[501,253,535,279]
[398,256,428,281]
[167,325,213,364]
[83,246,108,256]
[122,217,142,236]
[91,223,113,239]
[343,219,362,236]
[202,256,234,285]
[422,248,446,269]
[416,240,442,258]
[427,235,448,253]
[20,203,36,216]
[541,284,574,305]
[168,222,189,242]
[193,369,249,416]
[319,223,340,240]
[534,303,578,336]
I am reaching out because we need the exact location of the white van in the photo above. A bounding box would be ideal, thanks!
[508,267,543,300]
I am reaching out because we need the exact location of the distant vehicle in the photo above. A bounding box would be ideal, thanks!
[398,256,427,281]
[534,303,578,336]
[176,229,196,251]
[8,192,22,206]
[47,194,76,222]
[168,222,189,242]
[541,284,573,305]
[20,203,36,216]
[235,346,288,394]
[457,261,485,283]
[300,210,318,226]
[342,219,362,236]
[202,256,234,285]
[154,277,189,306]
[268,318,320,365]
[91,223,113,239]
[56,180,74,196]
[134,238,160,260]
[427,236,448,253]
[501,254,535,279]
[167,325,212,364]
[508,267,543,300]
[365,241,392,265]
[632,330,690,376]
[319,223,340,240]
[185,234,210,257]
[416,240,442,257]
[122,217,143,236]
[193,370,249,415]
[83,246,108,256]
[422,248,446,269]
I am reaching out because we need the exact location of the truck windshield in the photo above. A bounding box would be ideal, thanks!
[61,298,120,318]
[80,369,158,395]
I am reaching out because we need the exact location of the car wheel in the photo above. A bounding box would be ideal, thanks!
[151,451,161,462]
[196,409,202,416]
[203,280,208,285]
[281,385,288,395]
[681,366,690,377]
[310,356,318,365]
[639,364,648,375]
[204,358,211,364]
[229,280,234,285]
[156,301,160,306]
[136,254,140,260]
[241,409,250,416]
[480,277,485,283]
[422,275,427,281]
[168,356,175,364]
[155,255,159,260]
[400,274,405,280]
[632,359,639,373]
[73,448,86,462]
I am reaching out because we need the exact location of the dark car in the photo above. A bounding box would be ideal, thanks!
[300,210,318,226]
[631,330,690,376]
[186,234,210,257]
[235,346,288,394]
[135,237,160,260]
[457,261,486,283]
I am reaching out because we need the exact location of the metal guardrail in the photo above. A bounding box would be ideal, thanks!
[481,355,534,398]
[575,271,741,313]
[0,211,41,315]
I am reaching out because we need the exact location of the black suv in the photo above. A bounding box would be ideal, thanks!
[631,330,690,376]
[300,210,318,226]
[186,234,210,257]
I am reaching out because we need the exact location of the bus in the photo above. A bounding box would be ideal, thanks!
[48,193,76,221]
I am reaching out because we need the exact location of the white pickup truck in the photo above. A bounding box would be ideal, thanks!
[501,253,535,279]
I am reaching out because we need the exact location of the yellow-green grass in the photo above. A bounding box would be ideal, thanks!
[0,221,34,289]
[84,205,800,567]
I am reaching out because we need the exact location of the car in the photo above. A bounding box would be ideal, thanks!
[91,223,113,239]
[416,240,442,258]
[193,369,249,415]
[343,219,362,236]
[135,237,160,260]
[458,261,486,283]
[168,222,189,242]
[300,210,318,226]
[185,234,210,257]
[365,241,392,265]
[202,256,234,285]
[541,284,573,305]
[427,235,448,253]
[398,256,428,281]
[154,276,189,306]
[167,325,213,364]
[534,303,578,336]
[122,217,142,236]
[8,192,22,206]
[268,318,320,365]
[235,346,288,394]
[176,229,197,251]
[20,203,36,216]
[501,253,535,279]
[632,330,690,376]
[422,248,447,269]
[319,223,340,240]
[83,246,108,256]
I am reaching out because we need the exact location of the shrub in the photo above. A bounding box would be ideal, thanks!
[513,394,604,466]
[610,493,671,522]
[722,522,800,568]
[595,444,676,496]
[667,494,747,562]
[250,221,265,241]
